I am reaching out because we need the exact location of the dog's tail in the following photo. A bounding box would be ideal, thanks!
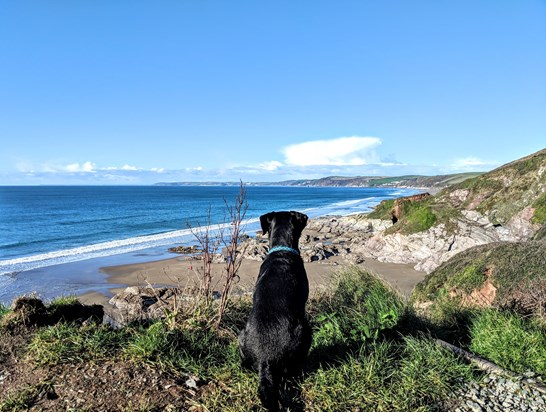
[258,361,279,411]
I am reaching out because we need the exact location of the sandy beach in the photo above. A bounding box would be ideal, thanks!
[79,252,425,309]
[78,214,429,307]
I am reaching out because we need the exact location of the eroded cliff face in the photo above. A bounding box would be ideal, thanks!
[348,149,546,273]
[348,211,526,273]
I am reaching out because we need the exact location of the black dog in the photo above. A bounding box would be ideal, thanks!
[238,211,312,411]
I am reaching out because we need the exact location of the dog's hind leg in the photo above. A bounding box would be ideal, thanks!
[258,361,280,412]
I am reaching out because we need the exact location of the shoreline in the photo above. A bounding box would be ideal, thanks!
[79,212,428,307]
[79,254,425,308]
[1,187,432,306]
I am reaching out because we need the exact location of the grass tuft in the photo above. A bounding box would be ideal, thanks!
[310,268,405,357]
[27,323,130,365]
[0,303,9,319]
[0,382,56,412]
[302,337,474,411]
[470,309,546,376]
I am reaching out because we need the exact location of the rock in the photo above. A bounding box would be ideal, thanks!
[168,245,200,254]
[109,286,191,324]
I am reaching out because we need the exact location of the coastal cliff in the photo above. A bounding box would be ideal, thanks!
[338,148,546,273]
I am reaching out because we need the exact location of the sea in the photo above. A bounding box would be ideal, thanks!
[0,185,417,304]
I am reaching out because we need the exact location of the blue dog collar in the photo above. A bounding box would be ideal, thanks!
[268,246,300,255]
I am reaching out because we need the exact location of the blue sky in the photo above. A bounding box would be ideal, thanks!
[1,1,545,185]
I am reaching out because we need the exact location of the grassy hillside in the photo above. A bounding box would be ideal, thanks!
[278,172,482,189]
[412,237,546,377]
[0,269,477,412]
[413,238,546,318]
[367,148,546,234]
[437,148,546,225]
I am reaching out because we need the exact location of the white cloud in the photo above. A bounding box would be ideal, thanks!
[282,136,382,166]
[64,161,96,173]
[121,164,138,171]
[258,160,283,171]
[450,156,498,171]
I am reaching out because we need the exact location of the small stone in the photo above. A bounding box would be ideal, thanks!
[466,399,483,411]
[185,377,198,389]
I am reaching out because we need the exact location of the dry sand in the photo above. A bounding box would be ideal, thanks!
[79,253,426,307]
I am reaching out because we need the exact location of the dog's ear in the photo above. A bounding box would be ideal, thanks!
[290,211,308,231]
[260,212,276,235]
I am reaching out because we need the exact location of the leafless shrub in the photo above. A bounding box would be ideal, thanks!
[188,206,222,306]
[186,181,249,328]
[216,181,248,328]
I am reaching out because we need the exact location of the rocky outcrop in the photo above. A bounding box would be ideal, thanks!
[108,286,209,325]
[235,215,392,265]
[349,210,531,274]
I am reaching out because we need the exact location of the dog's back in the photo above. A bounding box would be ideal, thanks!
[238,211,311,411]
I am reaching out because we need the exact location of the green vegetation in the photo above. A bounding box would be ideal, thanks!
[0,382,55,412]
[470,310,546,376]
[28,323,131,365]
[367,149,545,234]
[369,198,438,234]
[412,236,546,379]
[6,262,546,410]
[0,303,9,319]
[301,336,474,411]
[47,295,79,309]
[311,267,404,351]
[532,193,546,224]
[396,202,437,234]
[7,268,480,411]
[414,240,546,315]
[439,148,546,225]
[369,196,462,235]
[367,199,394,220]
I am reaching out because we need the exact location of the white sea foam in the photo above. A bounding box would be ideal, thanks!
[0,191,411,277]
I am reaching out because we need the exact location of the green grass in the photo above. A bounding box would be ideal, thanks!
[367,199,395,220]
[470,310,546,376]
[532,193,546,224]
[311,267,404,350]
[301,337,474,411]
[0,381,55,412]
[27,323,131,365]
[19,268,480,411]
[47,295,79,309]
[397,202,437,234]
[0,303,9,319]
[413,240,546,313]
[369,197,438,234]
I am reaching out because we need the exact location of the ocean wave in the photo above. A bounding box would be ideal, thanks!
[0,190,412,276]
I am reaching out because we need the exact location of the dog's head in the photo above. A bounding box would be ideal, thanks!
[260,211,308,246]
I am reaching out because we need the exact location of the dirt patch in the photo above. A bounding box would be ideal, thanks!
[461,280,497,307]
[0,326,193,411]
